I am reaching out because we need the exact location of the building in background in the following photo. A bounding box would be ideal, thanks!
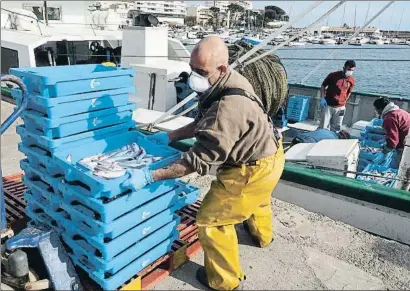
[1,0,94,24]
[204,1,252,13]
[133,1,186,25]
[186,5,211,26]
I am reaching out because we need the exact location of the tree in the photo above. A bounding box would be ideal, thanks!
[227,3,245,28]
[264,5,287,22]
[209,6,221,29]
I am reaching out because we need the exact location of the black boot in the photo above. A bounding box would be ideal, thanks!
[196,267,243,290]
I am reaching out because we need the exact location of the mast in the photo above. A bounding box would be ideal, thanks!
[397,10,404,38]
[354,4,357,29]
[44,1,49,26]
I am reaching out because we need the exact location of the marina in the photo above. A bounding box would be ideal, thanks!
[1,1,410,290]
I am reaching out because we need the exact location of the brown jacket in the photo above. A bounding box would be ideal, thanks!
[182,70,278,175]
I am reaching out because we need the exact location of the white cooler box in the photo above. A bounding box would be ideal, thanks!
[306,139,360,178]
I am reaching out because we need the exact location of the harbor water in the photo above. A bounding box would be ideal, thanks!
[187,44,410,99]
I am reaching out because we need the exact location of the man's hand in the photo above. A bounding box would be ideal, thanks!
[122,168,154,191]
[146,132,169,145]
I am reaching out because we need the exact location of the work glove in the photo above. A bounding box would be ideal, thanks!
[122,168,154,192]
[320,98,327,108]
[147,132,169,145]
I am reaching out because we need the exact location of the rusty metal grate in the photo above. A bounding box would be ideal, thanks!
[2,173,27,226]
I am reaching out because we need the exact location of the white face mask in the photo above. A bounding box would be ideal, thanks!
[188,69,218,93]
[345,70,354,77]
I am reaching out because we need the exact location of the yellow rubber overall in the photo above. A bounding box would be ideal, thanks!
[196,142,285,290]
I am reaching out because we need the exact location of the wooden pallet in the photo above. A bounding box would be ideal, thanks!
[3,173,203,290]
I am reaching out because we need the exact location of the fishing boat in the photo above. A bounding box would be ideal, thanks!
[286,41,306,47]
[241,35,263,46]
[319,33,336,45]
[311,37,322,44]
[369,33,384,45]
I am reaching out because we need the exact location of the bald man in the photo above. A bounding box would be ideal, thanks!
[126,36,285,290]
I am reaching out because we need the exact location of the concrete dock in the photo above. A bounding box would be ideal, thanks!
[2,101,410,290]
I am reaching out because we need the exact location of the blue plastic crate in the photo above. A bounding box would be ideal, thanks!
[356,164,398,188]
[22,103,136,138]
[25,190,179,260]
[359,148,385,164]
[364,132,385,142]
[10,65,136,97]
[17,122,135,152]
[381,150,398,169]
[23,173,198,239]
[21,159,192,223]
[18,143,61,175]
[360,139,386,149]
[73,234,175,290]
[25,200,178,291]
[286,96,310,122]
[61,220,179,274]
[25,193,179,268]
[357,158,371,172]
[51,131,182,198]
[365,119,384,135]
[287,112,308,122]
[13,86,135,118]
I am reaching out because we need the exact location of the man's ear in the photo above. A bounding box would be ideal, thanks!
[219,64,228,74]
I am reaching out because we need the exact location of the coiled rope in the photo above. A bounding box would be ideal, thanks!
[228,41,288,116]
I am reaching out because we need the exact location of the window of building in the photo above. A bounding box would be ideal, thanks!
[23,4,62,21]
[1,47,19,74]
[47,7,61,20]
[24,5,44,20]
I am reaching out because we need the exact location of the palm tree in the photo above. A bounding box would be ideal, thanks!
[227,3,244,28]
[209,6,221,30]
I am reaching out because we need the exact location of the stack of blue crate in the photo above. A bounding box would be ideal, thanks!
[11,65,200,290]
[357,118,391,171]
[286,95,310,122]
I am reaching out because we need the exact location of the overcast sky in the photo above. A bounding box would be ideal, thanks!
[185,1,410,30]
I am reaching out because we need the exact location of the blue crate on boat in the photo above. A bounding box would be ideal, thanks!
[21,159,195,224]
[10,65,135,97]
[357,159,371,172]
[356,164,398,188]
[360,139,386,149]
[50,131,182,198]
[286,95,310,122]
[363,132,385,142]
[12,86,135,118]
[26,198,179,291]
[365,119,384,135]
[21,103,136,139]
[358,149,386,165]
[17,122,135,153]
[381,150,399,169]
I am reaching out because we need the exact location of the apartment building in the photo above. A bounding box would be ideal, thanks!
[186,5,211,25]
[133,1,186,24]
[204,1,252,13]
